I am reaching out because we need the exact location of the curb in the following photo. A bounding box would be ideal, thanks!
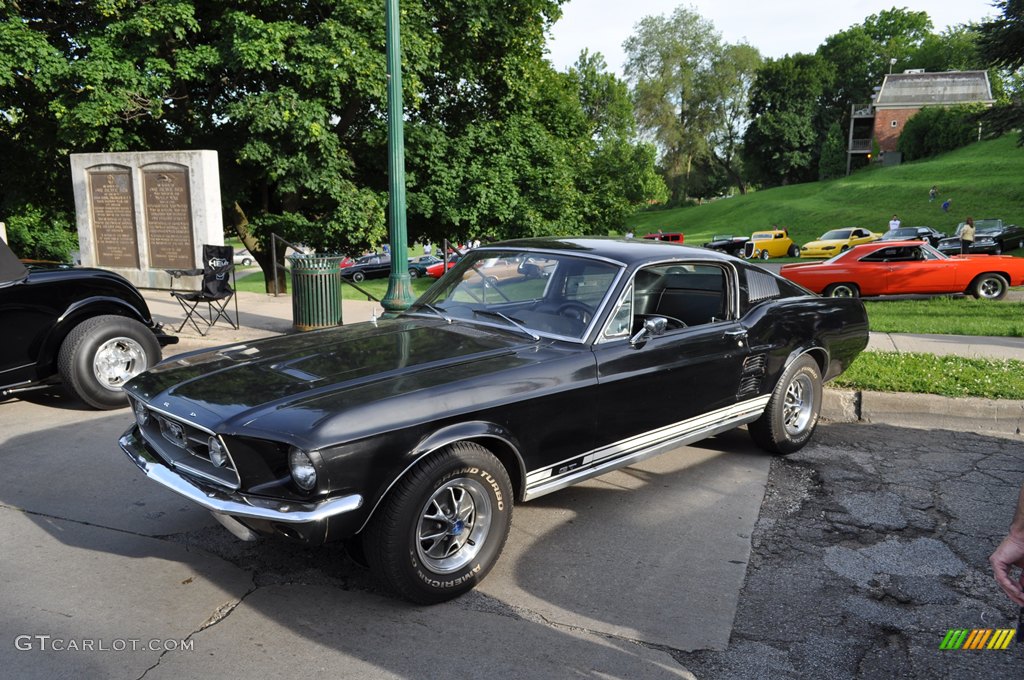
[822,387,1024,436]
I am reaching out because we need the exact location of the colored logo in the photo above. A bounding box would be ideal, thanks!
[940,629,1016,650]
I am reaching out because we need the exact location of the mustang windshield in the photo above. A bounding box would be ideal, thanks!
[408,248,622,341]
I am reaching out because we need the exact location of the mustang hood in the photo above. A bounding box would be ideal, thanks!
[125,318,553,438]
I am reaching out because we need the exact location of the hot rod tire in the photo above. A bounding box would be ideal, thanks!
[363,442,513,604]
[749,355,822,455]
[57,315,161,409]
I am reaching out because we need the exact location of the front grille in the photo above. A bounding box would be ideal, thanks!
[743,241,754,258]
[132,399,240,489]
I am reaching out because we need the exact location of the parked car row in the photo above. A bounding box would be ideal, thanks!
[696,218,1023,261]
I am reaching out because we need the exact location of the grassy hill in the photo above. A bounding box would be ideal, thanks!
[624,134,1024,250]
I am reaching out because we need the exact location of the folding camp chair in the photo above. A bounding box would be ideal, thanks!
[170,244,239,336]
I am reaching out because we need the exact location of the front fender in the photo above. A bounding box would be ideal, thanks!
[353,420,528,536]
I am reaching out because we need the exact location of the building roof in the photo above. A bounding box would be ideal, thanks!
[873,70,994,109]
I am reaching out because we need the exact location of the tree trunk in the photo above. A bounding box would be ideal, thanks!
[229,202,287,294]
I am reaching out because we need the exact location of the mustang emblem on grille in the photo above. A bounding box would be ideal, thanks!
[162,420,188,449]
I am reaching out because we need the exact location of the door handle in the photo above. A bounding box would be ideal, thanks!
[724,329,747,347]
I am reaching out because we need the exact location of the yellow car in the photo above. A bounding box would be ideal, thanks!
[743,229,799,260]
[800,227,881,258]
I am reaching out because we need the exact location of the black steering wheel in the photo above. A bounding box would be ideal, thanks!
[556,301,594,325]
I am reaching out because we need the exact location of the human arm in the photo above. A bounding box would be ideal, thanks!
[990,484,1024,606]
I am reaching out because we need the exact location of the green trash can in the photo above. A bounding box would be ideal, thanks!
[289,254,344,331]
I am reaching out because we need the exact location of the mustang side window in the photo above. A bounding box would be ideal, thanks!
[602,264,729,340]
[601,281,634,339]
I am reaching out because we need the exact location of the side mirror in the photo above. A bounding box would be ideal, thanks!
[629,316,668,347]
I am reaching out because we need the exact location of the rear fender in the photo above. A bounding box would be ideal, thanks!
[36,297,152,376]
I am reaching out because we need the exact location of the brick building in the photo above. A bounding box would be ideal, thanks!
[847,70,995,173]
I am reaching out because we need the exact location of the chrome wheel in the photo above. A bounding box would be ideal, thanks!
[975,274,1007,300]
[826,283,858,298]
[783,373,814,436]
[417,477,492,574]
[93,336,149,392]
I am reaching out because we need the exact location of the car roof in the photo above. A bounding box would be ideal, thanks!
[852,240,927,251]
[478,237,737,268]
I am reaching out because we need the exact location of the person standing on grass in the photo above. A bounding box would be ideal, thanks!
[960,217,975,255]
[929,185,938,202]
[888,214,901,231]
[942,198,952,213]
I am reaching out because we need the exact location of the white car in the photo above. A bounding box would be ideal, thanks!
[233,249,254,266]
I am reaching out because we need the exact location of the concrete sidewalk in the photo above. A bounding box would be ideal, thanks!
[142,288,1024,435]
[143,287,383,353]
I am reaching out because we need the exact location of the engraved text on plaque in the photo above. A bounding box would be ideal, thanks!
[89,171,140,268]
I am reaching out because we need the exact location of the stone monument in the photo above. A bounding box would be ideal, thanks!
[70,150,224,288]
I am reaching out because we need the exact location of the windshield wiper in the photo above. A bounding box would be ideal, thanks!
[472,309,540,341]
[408,302,452,323]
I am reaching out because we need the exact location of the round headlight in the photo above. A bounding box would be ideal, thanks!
[208,436,228,468]
[133,400,149,426]
[289,447,318,491]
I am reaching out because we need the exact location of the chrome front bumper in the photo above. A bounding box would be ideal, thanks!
[119,428,363,524]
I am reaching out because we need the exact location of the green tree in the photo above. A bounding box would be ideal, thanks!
[979,0,1024,145]
[743,54,835,186]
[623,7,758,203]
[818,121,847,180]
[815,8,934,160]
[2,1,664,287]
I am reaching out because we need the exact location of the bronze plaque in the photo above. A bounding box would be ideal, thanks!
[144,169,195,269]
[89,171,140,268]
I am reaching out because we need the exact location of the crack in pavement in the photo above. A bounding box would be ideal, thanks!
[674,422,1024,678]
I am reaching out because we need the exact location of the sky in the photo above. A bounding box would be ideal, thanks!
[546,0,1000,76]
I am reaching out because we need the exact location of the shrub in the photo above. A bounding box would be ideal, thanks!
[4,206,78,261]
[898,104,985,160]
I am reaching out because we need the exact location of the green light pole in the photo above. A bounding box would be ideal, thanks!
[381,0,414,313]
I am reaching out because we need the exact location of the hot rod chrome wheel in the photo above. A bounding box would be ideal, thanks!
[416,478,492,573]
[363,442,513,604]
[782,373,814,436]
[58,315,161,410]
[93,336,149,391]
[749,355,822,455]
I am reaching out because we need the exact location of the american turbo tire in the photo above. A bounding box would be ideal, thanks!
[363,442,513,604]
[749,355,822,455]
[57,315,161,409]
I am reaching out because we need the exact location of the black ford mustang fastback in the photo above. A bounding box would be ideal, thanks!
[120,238,868,603]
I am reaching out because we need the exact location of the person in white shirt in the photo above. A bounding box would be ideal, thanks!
[888,214,901,231]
